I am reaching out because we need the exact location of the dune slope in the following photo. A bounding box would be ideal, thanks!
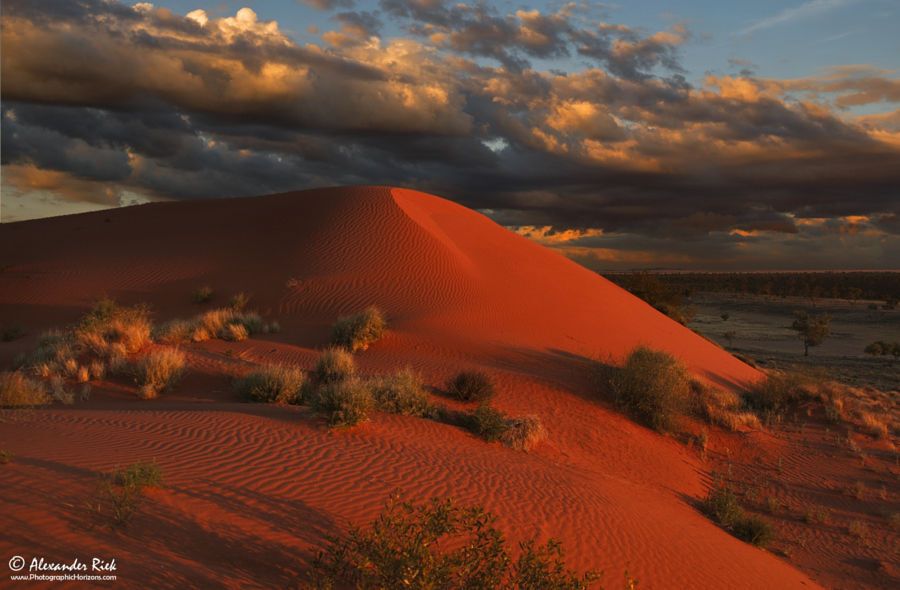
[0,186,819,589]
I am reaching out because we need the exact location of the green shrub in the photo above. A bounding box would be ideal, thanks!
[235,364,306,404]
[472,404,510,442]
[369,367,431,416]
[91,461,162,529]
[310,494,598,589]
[446,370,495,402]
[609,347,691,432]
[0,371,50,407]
[312,379,373,427]
[134,348,186,399]
[192,286,214,304]
[331,306,386,352]
[732,516,774,547]
[313,347,356,384]
[703,484,744,528]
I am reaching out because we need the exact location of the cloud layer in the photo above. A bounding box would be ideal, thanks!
[2,1,898,268]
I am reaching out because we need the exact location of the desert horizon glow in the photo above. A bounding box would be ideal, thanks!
[1,0,898,270]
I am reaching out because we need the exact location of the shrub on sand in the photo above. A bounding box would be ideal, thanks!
[446,370,495,402]
[703,483,774,548]
[313,347,357,385]
[744,372,808,415]
[134,348,186,399]
[0,371,51,407]
[221,323,249,342]
[312,378,373,427]
[311,494,598,589]
[92,461,163,528]
[192,286,214,304]
[369,367,431,416]
[500,415,547,451]
[235,364,306,404]
[691,382,761,431]
[76,299,152,355]
[472,404,510,442]
[331,306,386,352]
[609,347,691,433]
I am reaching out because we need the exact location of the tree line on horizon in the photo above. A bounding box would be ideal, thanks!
[603,271,899,306]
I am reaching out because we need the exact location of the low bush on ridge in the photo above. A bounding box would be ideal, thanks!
[369,367,431,416]
[702,483,774,548]
[313,347,357,385]
[310,494,598,589]
[331,306,386,352]
[0,371,51,407]
[311,378,374,427]
[608,346,691,433]
[446,370,495,402]
[134,348,186,399]
[234,364,305,404]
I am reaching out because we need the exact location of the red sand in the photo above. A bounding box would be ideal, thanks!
[0,186,820,588]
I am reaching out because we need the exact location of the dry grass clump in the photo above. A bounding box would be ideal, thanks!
[859,412,889,439]
[75,298,152,355]
[369,367,431,417]
[311,378,374,427]
[744,371,810,417]
[0,371,51,407]
[609,346,691,433]
[501,415,547,451]
[234,364,305,404]
[191,308,263,342]
[331,306,386,352]
[446,370,495,402]
[134,348,186,399]
[313,347,357,384]
[311,494,598,589]
[692,382,761,431]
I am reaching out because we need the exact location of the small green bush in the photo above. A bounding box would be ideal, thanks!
[313,347,357,384]
[310,494,598,589]
[134,348,186,399]
[472,404,510,442]
[446,370,495,402]
[369,367,431,416]
[192,286,214,304]
[235,364,305,404]
[92,461,163,529]
[609,347,691,432]
[331,306,386,352]
[312,378,373,427]
[732,515,774,547]
[703,484,744,528]
[0,371,50,407]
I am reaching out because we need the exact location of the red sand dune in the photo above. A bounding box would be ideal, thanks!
[0,186,820,588]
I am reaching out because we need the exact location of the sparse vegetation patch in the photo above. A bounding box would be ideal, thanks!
[234,364,305,404]
[331,306,386,352]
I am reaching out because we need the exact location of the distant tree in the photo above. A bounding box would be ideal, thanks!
[724,330,736,348]
[720,312,730,322]
[790,311,831,357]
[865,340,900,360]
[864,341,885,356]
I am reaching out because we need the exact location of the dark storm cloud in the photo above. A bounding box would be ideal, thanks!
[1,0,899,268]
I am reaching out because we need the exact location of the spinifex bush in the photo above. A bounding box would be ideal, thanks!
[609,347,691,433]
[472,403,510,442]
[75,298,152,355]
[310,494,598,589]
[312,378,374,427]
[313,347,357,385]
[331,306,386,352]
[446,370,495,402]
[369,367,431,416]
[0,371,50,407]
[134,348,186,399]
[235,364,305,404]
[702,483,774,548]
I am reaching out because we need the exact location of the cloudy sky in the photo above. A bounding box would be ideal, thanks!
[2,0,899,270]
